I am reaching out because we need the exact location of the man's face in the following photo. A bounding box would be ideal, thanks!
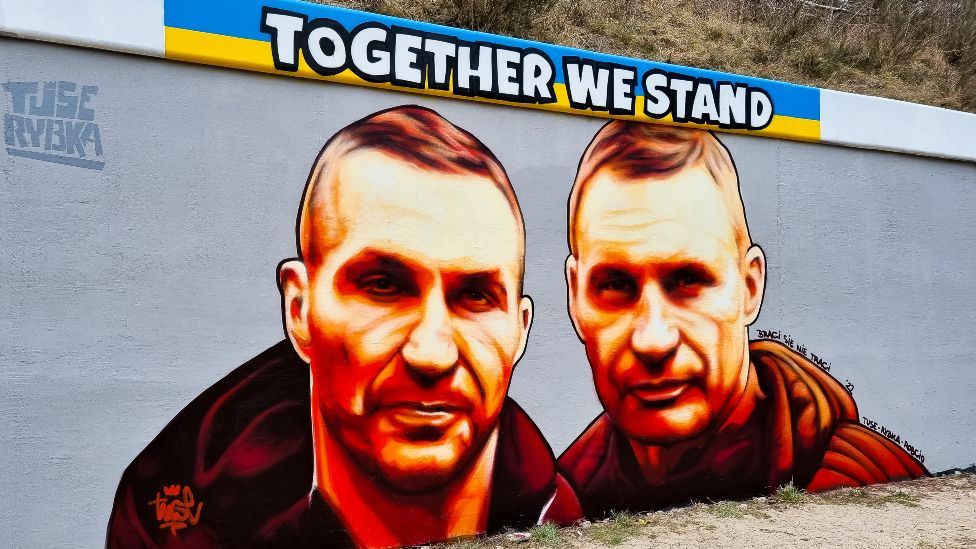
[292,149,531,492]
[567,164,762,444]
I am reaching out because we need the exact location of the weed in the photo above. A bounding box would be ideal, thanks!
[528,522,564,546]
[588,510,643,546]
[440,536,483,549]
[707,499,771,519]
[817,487,876,506]
[816,486,921,508]
[772,482,806,505]
[710,501,744,518]
[880,490,922,508]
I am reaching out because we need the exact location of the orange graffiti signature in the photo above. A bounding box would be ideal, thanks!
[148,484,203,535]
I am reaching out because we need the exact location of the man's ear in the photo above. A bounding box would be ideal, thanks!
[513,295,534,364]
[565,255,584,342]
[277,259,312,363]
[742,245,766,325]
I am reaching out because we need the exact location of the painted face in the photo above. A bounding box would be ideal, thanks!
[568,165,756,444]
[300,149,530,492]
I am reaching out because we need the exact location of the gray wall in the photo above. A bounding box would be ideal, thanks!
[2,38,975,548]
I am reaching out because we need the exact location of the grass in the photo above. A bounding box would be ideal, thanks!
[771,482,807,505]
[707,499,771,519]
[588,510,644,546]
[441,537,483,549]
[816,486,921,508]
[710,500,744,518]
[315,0,976,113]
[441,535,488,549]
[883,490,922,508]
[528,522,565,546]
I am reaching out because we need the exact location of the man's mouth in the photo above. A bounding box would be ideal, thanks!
[629,379,691,404]
[380,401,467,431]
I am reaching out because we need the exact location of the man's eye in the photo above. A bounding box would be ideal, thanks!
[457,289,496,312]
[358,274,401,297]
[464,290,488,302]
[591,274,639,307]
[598,278,637,294]
[666,268,713,295]
[674,272,699,287]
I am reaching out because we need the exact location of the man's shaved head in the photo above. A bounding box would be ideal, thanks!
[297,105,524,268]
[568,121,751,257]
[279,106,535,500]
[564,121,767,447]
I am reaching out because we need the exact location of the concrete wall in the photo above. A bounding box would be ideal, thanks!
[3,37,975,548]
[3,1,976,547]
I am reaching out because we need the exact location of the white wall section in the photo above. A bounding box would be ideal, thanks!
[821,89,976,163]
[0,0,164,56]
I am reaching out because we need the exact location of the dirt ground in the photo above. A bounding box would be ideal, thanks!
[567,474,976,549]
[444,473,976,549]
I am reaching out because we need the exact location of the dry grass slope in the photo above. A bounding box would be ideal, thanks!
[314,0,976,113]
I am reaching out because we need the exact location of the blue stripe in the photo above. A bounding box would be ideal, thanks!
[165,0,820,120]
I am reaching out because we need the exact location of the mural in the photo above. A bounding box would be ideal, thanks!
[6,3,972,549]
[104,107,930,548]
[557,122,928,518]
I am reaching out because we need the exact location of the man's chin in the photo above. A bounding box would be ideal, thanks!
[374,441,474,494]
[612,400,711,445]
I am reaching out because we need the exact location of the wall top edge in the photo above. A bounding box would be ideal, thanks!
[1,0,974,162]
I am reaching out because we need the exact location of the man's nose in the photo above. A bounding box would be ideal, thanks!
[630,287,680,362]
[402,292,459,380]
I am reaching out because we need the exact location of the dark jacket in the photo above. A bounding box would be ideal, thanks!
[558,340,928,518]
[107,341,581,548]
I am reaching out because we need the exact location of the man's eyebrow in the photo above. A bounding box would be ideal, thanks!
[588,264,637,277]
[587,253,724,275]
[338,249,421,277]
[455,270,505,287]
[450,268,508,288]
[446,267,501,281]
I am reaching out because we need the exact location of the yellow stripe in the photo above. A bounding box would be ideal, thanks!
[165,27,820,142]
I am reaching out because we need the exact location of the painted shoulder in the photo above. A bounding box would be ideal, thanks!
[555,414,615,494]
[750,339,859,425]
[106,341,312,548]
[491,398,584,528]
[749,339,927,489]
[807,422,929,491]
